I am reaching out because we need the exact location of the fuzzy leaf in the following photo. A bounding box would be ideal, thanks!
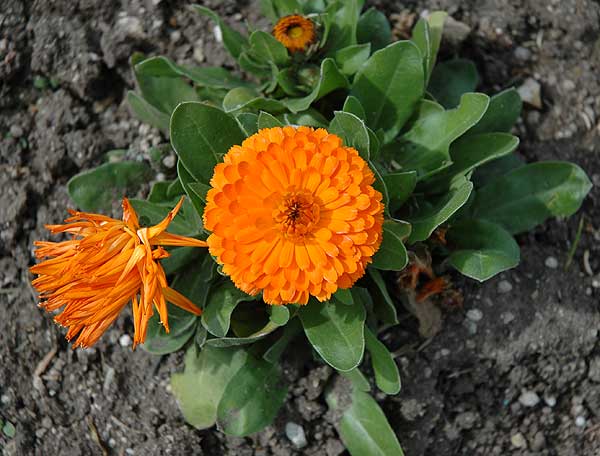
[371,219,410,270]
[170,102,246,185]
[469,88,522,135]
[447,219,520,281]
[471,161,592,234]
[351,41,424,143]
[356,7,392,52]
[365,327,401,395]
[300,297,366,372]
[428,59,479,109]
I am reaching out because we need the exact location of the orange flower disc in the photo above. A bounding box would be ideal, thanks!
[30,197,207,349]
[203,126,385,305]
[272,14,316,53]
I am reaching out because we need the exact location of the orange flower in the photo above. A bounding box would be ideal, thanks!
[272,14,316,53]
[203,126,385,305]
[30,197,207,349]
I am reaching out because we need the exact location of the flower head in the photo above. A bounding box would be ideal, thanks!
[203,126,384,305]
[31,197,206,349]
[272,15,316,53]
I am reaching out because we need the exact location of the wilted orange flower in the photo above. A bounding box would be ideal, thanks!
[31,197,207,349]
[204,126,384,305]
[272,15,316,52]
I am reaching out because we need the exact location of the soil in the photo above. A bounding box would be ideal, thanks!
[1,0,599,455]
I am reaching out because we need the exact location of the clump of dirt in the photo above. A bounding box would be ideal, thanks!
[1,0,599,455]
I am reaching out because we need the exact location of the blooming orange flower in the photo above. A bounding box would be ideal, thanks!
[272,15,316,53]
[31,197,207,349]
[203,126,384,305]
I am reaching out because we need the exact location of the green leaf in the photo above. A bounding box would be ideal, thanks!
[248,30,291,67]
[299,297,366,372]
[202,282,253,338]
[283,58,349,113]
[325,0,362,53]
[135,56,252,90]
[447,219,520,281]
[263,317,302,362]
[258,111,284,129]
[127,91,170,133]
[170,102,246,185]
[424,12,447,83]
[351,41,424,143]
[171,344,248,429]
[160,246,200,276]
[356,7,392,52]
[365,327,400,395]
[283,109,329,128]
[393,93,490,178]
[217,355,287,436]
[343,95,366,119]
[341,367,371,392]
[371,219,410,271]
[177,160,206,216]
[383,171,417,213]
[335,389,405,456]
[472,153,524,188]
[471,162,592,234]
[423,133,519,193]
[260,0,278,22]
[67,161,151,212]
[269,305,290,326]
[273,0,301,16]
[204,321,281,348]
[428,59,479,109]
[335,43,371,76]
[367,269,398,325]
[142,302,198,355]
[193,5,247,59]
[129,198,201,236]
[469,88,522,135]
[223,87,287,114]
[406,178,473,243]
[236,112,259,136]
[411,18,431,77]
[329,111,370,160]
[133,62,200,115]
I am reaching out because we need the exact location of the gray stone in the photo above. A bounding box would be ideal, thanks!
[545,256,559,269]
[498,280,513,294]
[511,432,527,448]
[519,391,541,407]
[466,308,483,321]
[518,78,542,109]
[285,422,307,448]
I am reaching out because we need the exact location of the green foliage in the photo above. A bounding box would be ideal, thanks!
[447,219,520,281]
[68,3,593,452]
[300,296,366,371]
[67,160,151,212]
[326,382,405,456]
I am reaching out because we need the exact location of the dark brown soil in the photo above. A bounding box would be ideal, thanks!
[1,1,599,455]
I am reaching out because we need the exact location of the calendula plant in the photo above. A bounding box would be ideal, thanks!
[31,1,592,454]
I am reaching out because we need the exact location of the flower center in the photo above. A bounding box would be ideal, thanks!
[273,191,320,238]
[287,25,304,39]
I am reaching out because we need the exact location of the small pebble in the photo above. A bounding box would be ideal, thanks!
[501,312,515,324]
[466,308,483,321]
[9,125,23,138]
[544,396,557,407]
[193,38,205,63]
[285,422,307,448]
[518,77,542,109]
[119,334,132,347]
[545,256,559,269]
[575,416,587,427]
[531,431,546,451]
[511,432,527,448]
[514,46,532,61]
[0,395,10,404]
[170,30,181,43]
[519,391,541,407]
[498,280,513,294]
[162,155,176,168]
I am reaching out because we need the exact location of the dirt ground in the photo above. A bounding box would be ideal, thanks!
[1,0,600,455]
